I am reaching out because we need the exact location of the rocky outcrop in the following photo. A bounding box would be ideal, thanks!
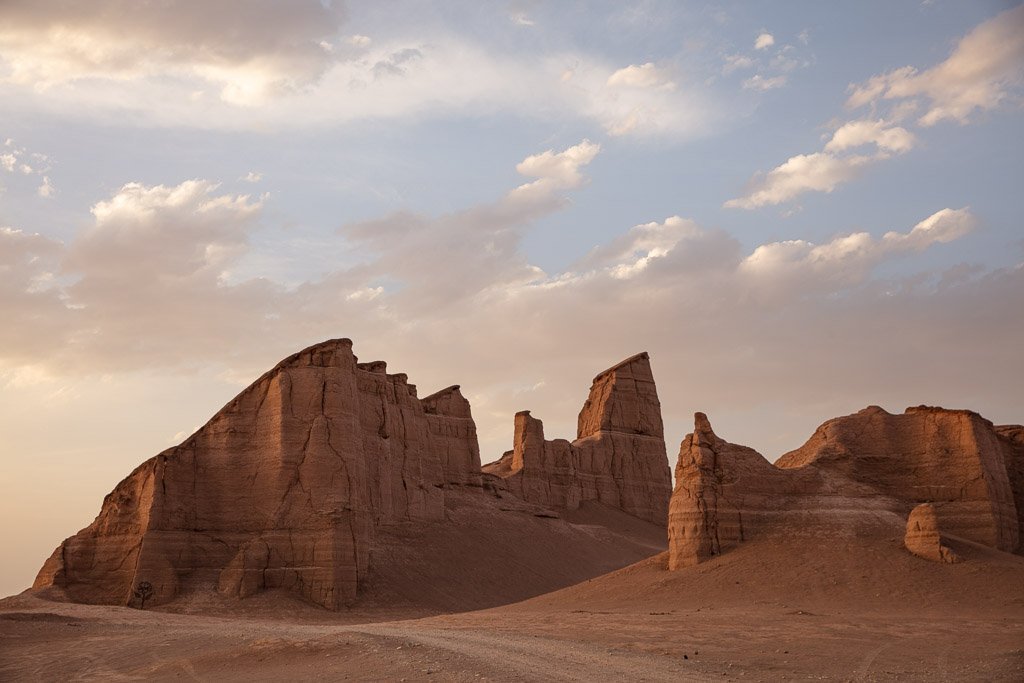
[667,413,881,570]
[777,406,1019,552]
[422,385,483,487]
[482,353,672,525]
[668,406,1022,570]
[34,342,676,611]
[34,340,481,610]
[905,503,961,564]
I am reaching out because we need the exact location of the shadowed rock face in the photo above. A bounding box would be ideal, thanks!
[34,340,480,610]
[482,352,672,525]
[669,407,1023,570]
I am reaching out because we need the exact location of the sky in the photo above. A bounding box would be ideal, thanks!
[1,0,1023,597]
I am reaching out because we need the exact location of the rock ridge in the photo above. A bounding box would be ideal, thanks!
[669,406,1023,571]
[483,352,672,525]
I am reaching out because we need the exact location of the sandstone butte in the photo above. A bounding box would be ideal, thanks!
[668,407,1024,570]
[481,352,672,526]
[33,340,672,610]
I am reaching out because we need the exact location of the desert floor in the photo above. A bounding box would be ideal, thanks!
[3,536,1024,682]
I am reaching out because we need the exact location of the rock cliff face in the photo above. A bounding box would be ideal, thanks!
[34,342,672,611]
[482,353,672,526]
[668,406,1023,570]
[34,340,481,610]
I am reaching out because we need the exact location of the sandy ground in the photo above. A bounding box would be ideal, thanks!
[1,592,1021,681]
[3,534,1023,682]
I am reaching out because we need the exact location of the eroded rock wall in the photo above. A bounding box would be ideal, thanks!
[668,406,1022,571]
[483,353,672,525]
[777,406,1019,552]
[34,340,479,610]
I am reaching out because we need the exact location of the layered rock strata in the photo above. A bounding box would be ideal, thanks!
[482,353,672,525]
[34,340,480,610]
[905,503,961,564]
[669,406,1022,570]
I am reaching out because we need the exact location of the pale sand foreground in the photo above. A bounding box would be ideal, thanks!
[3,537,1023,681]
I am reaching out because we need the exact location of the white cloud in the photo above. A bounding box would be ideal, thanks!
[740,207,978,291]
[0,8,716,138]
[846,4,1024,125]
[742,74,786,92]
[728,118,916,209]
[36,176,53,198]
[755,32,775,50]
[242,171,263,183]
[606,62,675,90]
[509,13,535,27]
[824,119,916,155]
[0,0,347,106]
[510,140,601,201]
[342,140,600,308]
[725,152,872,209]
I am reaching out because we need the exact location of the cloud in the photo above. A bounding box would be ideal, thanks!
[241,171,263,183]
[0,227,67,365]
[0,138,49,176]
[606,63,675,90]
[725,152,871,209]
[823,119,916,154]
[727,119,917,209]
[755,32,775,50]
[46,180,276,370]
[509,13,535,27]
[0,0,347,105]
[36,176,54,198]
[846,4,1024,125]
[739,207,977,293]
[0,8,717,139]
[742,74,786,92]
[342,140,600,308]
[510,140,600,200]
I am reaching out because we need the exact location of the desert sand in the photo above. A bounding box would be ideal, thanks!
[3,532,1023,681]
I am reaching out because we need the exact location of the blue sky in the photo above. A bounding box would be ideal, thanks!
[0,0,1022,596]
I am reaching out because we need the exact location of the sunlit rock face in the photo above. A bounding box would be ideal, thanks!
[904,503,961,564]
[482,352,672,526]
[34,342,676,611]
[668,406,1023,570]
[34,339,481,610]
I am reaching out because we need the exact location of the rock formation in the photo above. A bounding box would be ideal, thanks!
[34,341,672,611]
[482,353,672,526]
[34,340,480,610]
[905,503,961,564]
[422,385,483,487]
[669,406,1023,570]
